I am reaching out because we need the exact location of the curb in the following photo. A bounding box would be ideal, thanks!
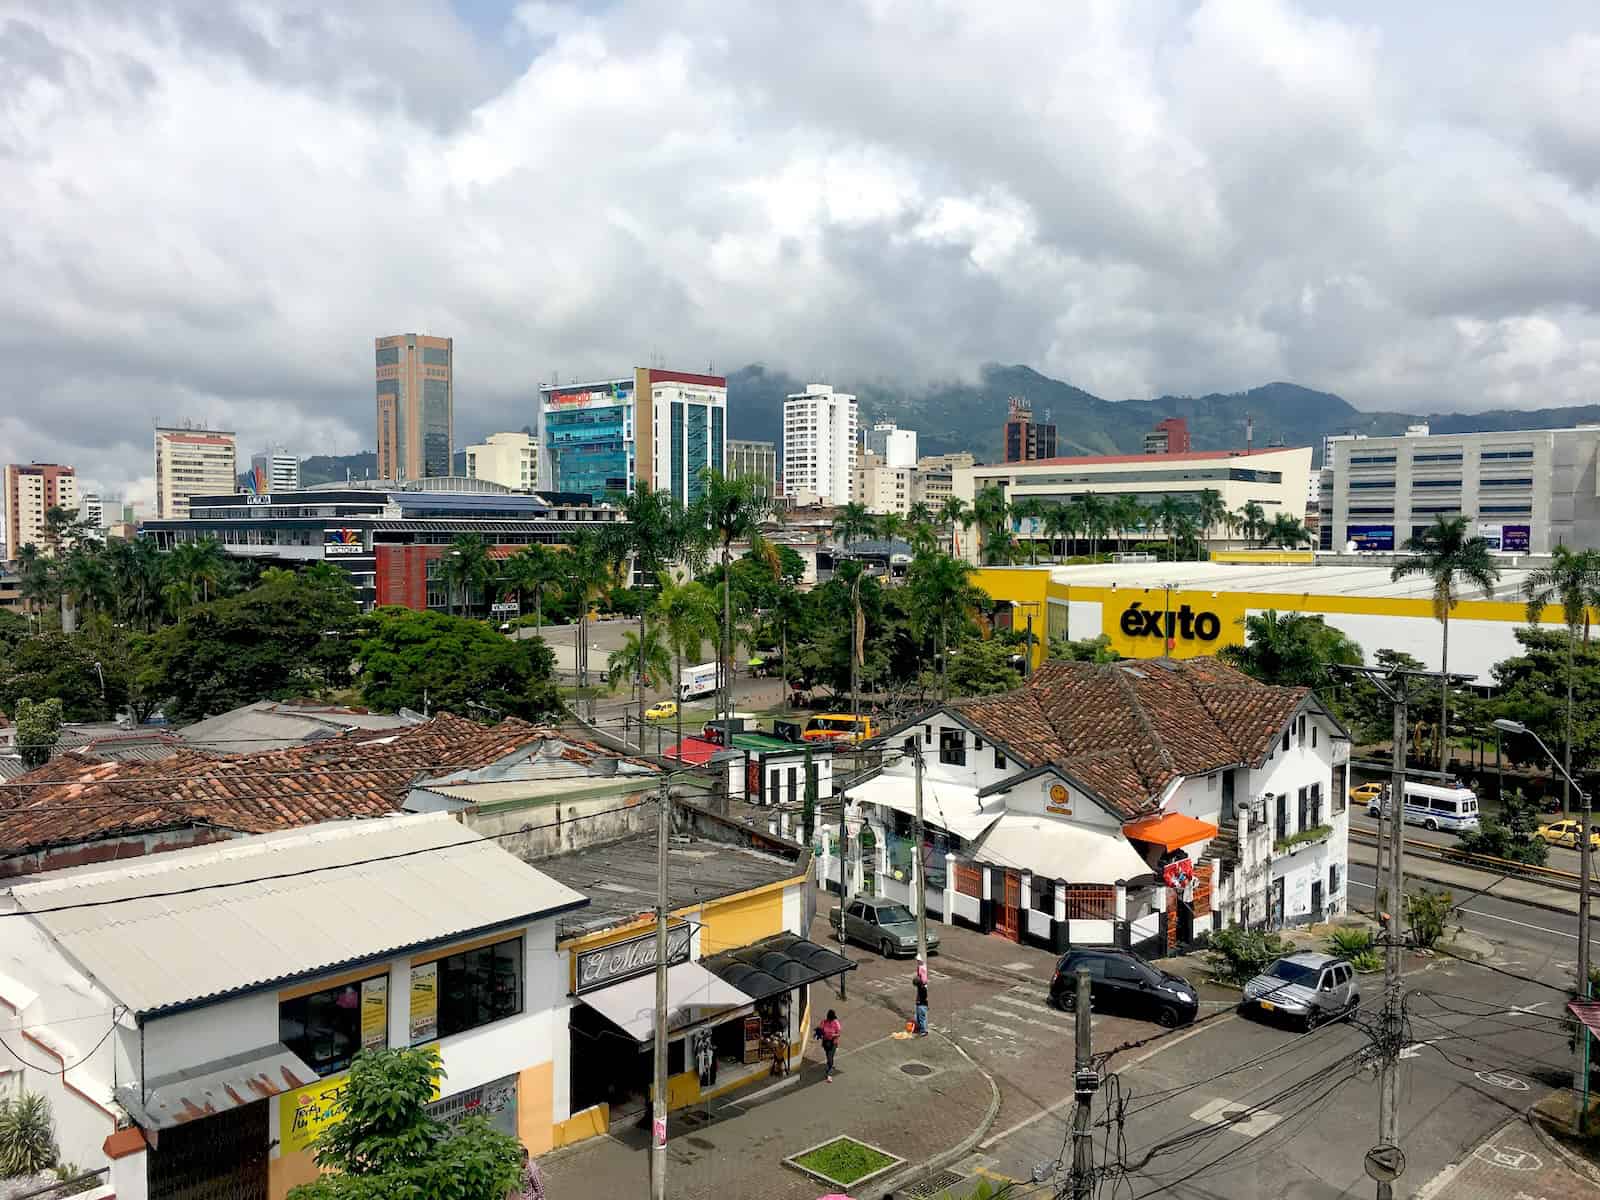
[874,1026,1003,1199]
[1523,1106,1600,1188]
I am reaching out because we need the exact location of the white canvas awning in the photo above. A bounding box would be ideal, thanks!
[974,815,1150,884]
[579,961,753,1042]
[844,774,1004,841]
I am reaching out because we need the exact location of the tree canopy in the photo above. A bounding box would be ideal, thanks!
[357,608,561,721]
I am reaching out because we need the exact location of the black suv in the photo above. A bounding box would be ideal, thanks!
[1049,948,1199,1028]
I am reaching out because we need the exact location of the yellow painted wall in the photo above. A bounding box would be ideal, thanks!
[268,1148,320,1200]
[1211,550,1315,565]
[554,1103,610,1148]
[697,884,785,958]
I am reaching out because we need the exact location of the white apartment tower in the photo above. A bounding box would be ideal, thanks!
[466,432,540,492]
[155,426,237,519]
[783,384,857,506]
[250,450,300,492]
[863,421,917,469]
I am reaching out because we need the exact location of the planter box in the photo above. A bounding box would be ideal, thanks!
[783,1135,905,1191]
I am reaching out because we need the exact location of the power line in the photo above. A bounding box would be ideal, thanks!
[0,1016,120,1074]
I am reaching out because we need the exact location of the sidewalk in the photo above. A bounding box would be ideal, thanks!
[539,1023,992,1200]
[1417,1116,1598,1199]
[1349,841,1582,917]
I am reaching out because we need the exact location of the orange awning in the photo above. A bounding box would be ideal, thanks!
[1122,812,1219,852]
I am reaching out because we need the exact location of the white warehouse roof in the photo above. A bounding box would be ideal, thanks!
[1025,560,1541,604]
[6,813,587,1016]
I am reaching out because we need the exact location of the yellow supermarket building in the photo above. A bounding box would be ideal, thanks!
[976,557,1574,683]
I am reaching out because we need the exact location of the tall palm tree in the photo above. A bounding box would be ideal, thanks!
[1009,496,1047,565]
[771,585,806,708]
[906,500,935,530]
[657,579,719,753]
[1112,495,1148,554]
[832,502,877,548]
[692,471,775,730]
[1521,545,1600,809]
[971,485,1011,564]
[1154,496,1190,560]
[616,484,691,738]
[608,623,671,701]
[1266,513,1312,549]
[563,528,617,701]
[908,551,983,699]
[939,496,973,557]
[1042,503,1076,562]
[60,547,114,620]
[439,534,494,617]
[1194,488,1227,549]
[835,558,870,727]
[1076,492,1111,559]
[1237,501,1267,548]
[504,543,564,638]
[1392,515,1500,770]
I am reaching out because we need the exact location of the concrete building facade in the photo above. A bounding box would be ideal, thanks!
[853,451,914,516]
[466,432,539,492]
[862,421,917,469]
[154,427,237,520]
[375,333,454,482]
[726,438,777,493]
[1321,425,1600,554]
[251,451,300,493]
[4,463,77,558]
[783,384,856,506]
[1003,396,1056,463]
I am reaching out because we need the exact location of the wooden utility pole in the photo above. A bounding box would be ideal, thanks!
[914,744,927,964]
[1376,684,1408,1200]
[1071,968,1095,1200]
[651,779,670,1200]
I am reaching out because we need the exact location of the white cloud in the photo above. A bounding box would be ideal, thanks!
[2,0,1600,502]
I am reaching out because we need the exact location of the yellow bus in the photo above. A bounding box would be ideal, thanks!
[802,714,878,745]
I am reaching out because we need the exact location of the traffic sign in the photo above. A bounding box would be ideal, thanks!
[1364,1144,1405,1182]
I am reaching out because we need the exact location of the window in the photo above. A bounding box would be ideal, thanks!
[903,736,916,757]
[1412,478,1462,488]
[1330,863,1342,895]
[1297,715,1307,744]
[939,728,967,767]
[1282,729,1290,751]
[1479,449,1534,460]
[1312,725,1318,749]
[1480,476,1533,488]
[281,973,388,1077]
[1105,959,1146,984]
[1411,452,1462,463]
[1297,787,1309,832]
[412,937,522,1044]
[974,735,985,750]
[1032,878,1054,914]
[1276,793,1289,841]
[923,725,932,746]
[1348,479,1396,489]
[1310,783,1322,827]
[1348,454,1397,465]
[375,347,399,366]
[1065,953,1107,980]
[994,748,1007,770]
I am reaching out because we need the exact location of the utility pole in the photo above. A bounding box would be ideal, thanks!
[914,744,927,964]
[1070,968,1095,1200]
[651,778,670,1200]
[1376,681,1408,1200]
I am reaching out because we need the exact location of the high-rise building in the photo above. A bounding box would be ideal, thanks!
[465,432,539,492]
[4,463,77,559]
[862,421,918,469]
[1144,417,1192,456]
[79,492,104,531]
[375,333,453,482]
[853,451,914,516]
[783,384,857,506]
[250,450,300,492]
[919,451,976,473]
[1003,396,1056,463]
[155,426,237,520]
[536,369,726,504]
[727,439,777,493]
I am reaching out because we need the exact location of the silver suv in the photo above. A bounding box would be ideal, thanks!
[1242,951,1359,1030]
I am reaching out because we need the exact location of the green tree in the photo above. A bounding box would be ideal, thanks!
[14,697,64,769]
[941,636,1023,697]
[939,496,973,558]
[500,545,564,639]
[1520,544,1600,810]
[1076,491,1111,559]
[287,1048,521,1200]
[656,579,719,752]
[831,501,877,548]
[1265,512,1312,549]
[693,471,775,730]
[1110,495,1145,554]
[1041,502,1076,562]
[0,1091,58,1175]
[1009,496,1047,565]
[1194,488,1227,548]
[1487,627,1600,795]
[1154,495,1191,561]
[1392,515,1500,768]
[0,609,27,646]
[907,551,984,700]
[615,483,691,737]
[562,527,618,699]
[1456,789,1548,865]
[438,535,494,618]
[1051,634,1121,663]
[608,623,671,699]
[357,608,561,721]
[1217,610,1363,693]
[1237,501,1267,547]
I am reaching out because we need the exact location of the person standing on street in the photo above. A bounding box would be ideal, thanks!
[913,962,929,1036]
[817,1009,842,1081]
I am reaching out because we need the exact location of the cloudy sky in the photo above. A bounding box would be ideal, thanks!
[4,0,1600,503]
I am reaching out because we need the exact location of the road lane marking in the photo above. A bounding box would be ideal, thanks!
[991,993,1073,1021]
[972,1004,1068,1033]
[1351,879,1581,939]
[1188,1096,1283,1138]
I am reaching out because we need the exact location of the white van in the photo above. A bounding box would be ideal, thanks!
[1366,781,1481,833]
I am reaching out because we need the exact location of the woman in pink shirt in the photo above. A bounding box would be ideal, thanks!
[816,1010,842,1081]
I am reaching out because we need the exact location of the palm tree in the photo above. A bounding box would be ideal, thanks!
[1194,488,1227,549]
[906,500,935,530]
[908,551,984,699]
[692,471,775,731]
[1042,503,1076,562]
[876,511,906,547]
[1077,492,1111,559]
[616,484,692,739]
[835,558,870,727]
[771,585,806,708]
[657,579,719,753]
[1266,513,1312,549]
[939,496,972,558]
[1010,496,1047,565]
[1154,496,1190,560]
[832,502,877,548]
[608,623,671,702]
[563,528,618,701]
[971,486,1011,564]
[1237,501,1267,548]
[1391,515,1500,770]
[439,534,493,617]
[504,544,564,639]
[1521,545,1600,810]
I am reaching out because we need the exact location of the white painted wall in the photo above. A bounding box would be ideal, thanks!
[1251,608,1518,686]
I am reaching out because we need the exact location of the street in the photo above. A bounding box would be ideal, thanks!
[1352,803,1595,874]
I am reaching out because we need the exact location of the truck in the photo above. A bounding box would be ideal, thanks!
[678,661,724,701]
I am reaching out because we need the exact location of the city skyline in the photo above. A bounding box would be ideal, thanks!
[6,3,1600,505]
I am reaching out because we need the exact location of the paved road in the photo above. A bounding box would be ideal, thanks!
[1352,803,1598,874]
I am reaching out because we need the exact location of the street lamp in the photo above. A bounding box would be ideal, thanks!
[1494,716,1593,1117]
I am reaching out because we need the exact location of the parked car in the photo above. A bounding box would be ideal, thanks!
[1349,782,1385,805]
[830,899,940,958]
[1241,952,1359,1030]
[644,699,678,721]
[1537,819,1600,850]
[1048,948,1198,1028]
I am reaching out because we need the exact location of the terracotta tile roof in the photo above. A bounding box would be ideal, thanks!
[948,659,1313,819]
[0,715,597,859]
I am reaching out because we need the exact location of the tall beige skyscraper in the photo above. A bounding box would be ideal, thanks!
[154,425,237,519]
[4,463,77,557]
[376,334,454,481]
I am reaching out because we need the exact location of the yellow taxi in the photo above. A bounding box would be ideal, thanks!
[1349,782,1386,806]
[645,700,679,721]
[1537,819,1600,850]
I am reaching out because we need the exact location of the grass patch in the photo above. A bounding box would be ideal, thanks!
[789,1137,900,1187]
[1273,824,1332,853]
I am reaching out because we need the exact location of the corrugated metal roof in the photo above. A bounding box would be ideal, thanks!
[9,812,588,1016]
[115,1043,316,1129]
[1031,560,1539,603]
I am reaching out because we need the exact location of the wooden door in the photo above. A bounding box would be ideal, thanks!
[996,870,1022,941]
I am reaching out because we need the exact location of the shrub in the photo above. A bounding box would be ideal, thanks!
[1404,888,1455,950]
[1325,927,1375,958]
[1207,926,1289,985]
[0,1091,59,1176]
[1456,819,1548,866]
[1350,950,1383,974]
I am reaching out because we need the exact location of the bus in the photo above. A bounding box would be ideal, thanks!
[679,662,725,701]
[801,714,879,745]
[1366,780,1481,834]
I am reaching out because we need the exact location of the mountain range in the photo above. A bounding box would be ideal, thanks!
[299,364,1600,485]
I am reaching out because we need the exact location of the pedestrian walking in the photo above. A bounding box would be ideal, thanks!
[913,961,929,1036]
[816,1009,842,1081]
[509,1146,544,1200]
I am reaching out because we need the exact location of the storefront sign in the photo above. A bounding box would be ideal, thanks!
[409,961,438,1043]
[324,528,366,556]
[280,1049,440,1156]
[360,977,387,1052]
[1477,522,1503,551]
[1502,524,1530,552]
[575,924,692,994]
[1046,783,1073,816]
[1347,524,1394,551]
[1118,602,1221,642]
[424,1073,519,1139]
[246,494,273,506]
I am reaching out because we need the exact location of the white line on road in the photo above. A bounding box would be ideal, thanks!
[1349,879,1579,939]
[971,1004,1068,1033]
[990,993,1073,1021]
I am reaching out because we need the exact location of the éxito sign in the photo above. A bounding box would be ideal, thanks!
[1118,602,1221,642]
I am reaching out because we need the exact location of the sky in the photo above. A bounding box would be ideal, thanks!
[3,0,1599,505]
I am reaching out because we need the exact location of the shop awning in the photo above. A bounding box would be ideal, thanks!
[115,1043,317,1130]
[974,815,1150,884]
[845,774,1004,841]
[579,961,753,1042]
[703,933,856,1002]
[1569,999,1600,1040]
[1122,812,1220,852]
